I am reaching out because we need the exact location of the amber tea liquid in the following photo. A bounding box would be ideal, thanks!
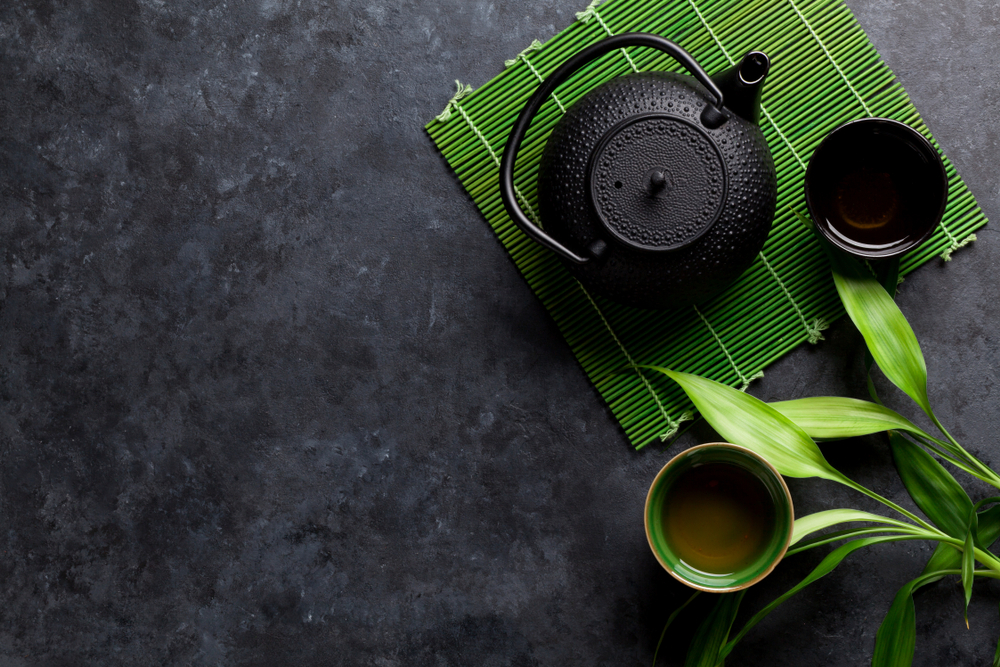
[810,130,941,252]
[662,462,775,574]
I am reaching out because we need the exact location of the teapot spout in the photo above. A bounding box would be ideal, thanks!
[711,51,770,125]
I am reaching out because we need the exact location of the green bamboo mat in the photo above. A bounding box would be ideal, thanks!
[426,0,988,449]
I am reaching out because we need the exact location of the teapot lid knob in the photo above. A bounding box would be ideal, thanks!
[587,115,728,253]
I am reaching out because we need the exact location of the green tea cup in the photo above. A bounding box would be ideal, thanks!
[645,443,794,592]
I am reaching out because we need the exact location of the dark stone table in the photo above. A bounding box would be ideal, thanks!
[0,0,997,664]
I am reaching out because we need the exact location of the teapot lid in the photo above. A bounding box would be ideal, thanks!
[588,114,728,252]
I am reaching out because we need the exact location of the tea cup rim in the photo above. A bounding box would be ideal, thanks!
[644,442,794,592]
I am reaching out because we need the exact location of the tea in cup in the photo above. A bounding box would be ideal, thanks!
[804,118,948,259]
[645,443,793,592]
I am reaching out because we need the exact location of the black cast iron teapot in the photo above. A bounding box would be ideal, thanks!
[499,34,777,309]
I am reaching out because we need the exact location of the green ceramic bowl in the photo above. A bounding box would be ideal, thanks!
[645,443,794,592]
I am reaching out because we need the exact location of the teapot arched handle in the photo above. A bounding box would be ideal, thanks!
[499,33,727,264]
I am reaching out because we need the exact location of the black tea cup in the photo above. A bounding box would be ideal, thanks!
[804,118,948,259]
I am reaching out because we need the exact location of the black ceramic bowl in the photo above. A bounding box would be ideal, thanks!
[804,118,947,259]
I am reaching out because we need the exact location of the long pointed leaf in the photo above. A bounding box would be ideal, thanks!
[685,591,745,667]
[967,499,1000,604]
[650,368,846,482]
[889,433,972,538]
[720,535,926,660]
[769,400,991,485]
[921,543,961,584]
[867,371,883,406]
[980,506,1000,546]
[827,248,932,415]
[791,509,915,545]
[963,526,975,627]
[770,397,932,441]
[875,567,1000,667]
[919,505,1000,584]
[864,257,901,408]
[872,582,916,667]
[873,555,962,667]
[654,592,699,667]
[789,527,920,555]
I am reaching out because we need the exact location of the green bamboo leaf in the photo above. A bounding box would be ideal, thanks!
[980,505,1000,546]
[889,432,972,538]
[963,526,975,628]
[649,368,846,482]
[770,397,932,441]
[791,509,914,545]
[866,370,883,406]
[873,558,964,667]
[920,543,961,584]
[919,505,1000,584]
[873,565,1000,666]
[969,498,1000,550]
[919,503,1000,585]
[720,535,928,661]
[653,592,699,667]
[872,582,916,667]
[864,256,899,407]
[789,527,915,555]
[656,369,936,532]
[685,591,745,667]
[770,399,993,485]
[827,248,932,415]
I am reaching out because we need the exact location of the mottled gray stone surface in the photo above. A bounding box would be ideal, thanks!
[0,0,997,664]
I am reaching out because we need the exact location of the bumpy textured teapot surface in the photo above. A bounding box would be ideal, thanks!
[500,34,777,310]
